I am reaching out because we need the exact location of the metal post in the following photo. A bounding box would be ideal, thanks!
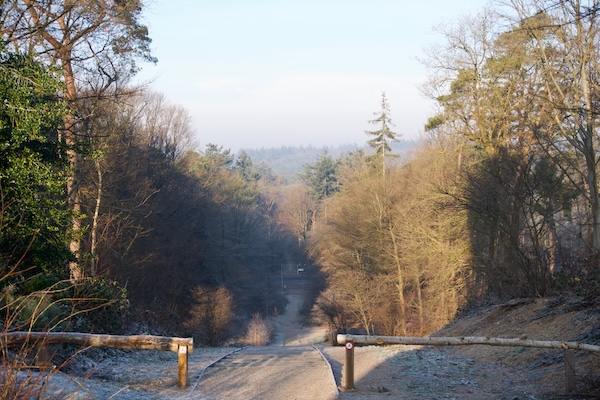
[343,341,354,390]
[564,349,576,393]
[178,345,188,387]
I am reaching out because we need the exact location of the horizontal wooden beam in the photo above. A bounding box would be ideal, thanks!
[336,334,600,353]
[2,332,193,353]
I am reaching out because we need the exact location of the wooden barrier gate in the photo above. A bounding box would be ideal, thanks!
[337,334,600,393]
[1,331,194,387]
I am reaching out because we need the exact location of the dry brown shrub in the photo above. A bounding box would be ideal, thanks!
[242,313,272,346]
[185,285,234,345]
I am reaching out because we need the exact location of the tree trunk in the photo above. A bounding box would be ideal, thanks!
[336,333,600,352]
[388,223,407,335]
[415,273,424,334]
[62,55,84,281]
[576,8,600,254]
[2,331,193,353]
[90,158,103,277]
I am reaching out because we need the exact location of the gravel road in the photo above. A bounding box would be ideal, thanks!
[192,346,338,399]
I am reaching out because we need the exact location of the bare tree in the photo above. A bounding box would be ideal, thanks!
[134,92,195,162]
[277,183,315,245]
[185,286,234,345]
[77,90,193,277]
[421,5,582,297]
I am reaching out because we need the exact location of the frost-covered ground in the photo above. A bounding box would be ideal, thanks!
[13,293,599,399]
[39,347,237,399]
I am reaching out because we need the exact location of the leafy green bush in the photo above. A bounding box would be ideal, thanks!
[0,47,73,295]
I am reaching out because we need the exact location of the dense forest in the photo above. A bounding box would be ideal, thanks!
[2,0,600,350]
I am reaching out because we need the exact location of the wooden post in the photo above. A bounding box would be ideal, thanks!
[35,342,49,368]
[343,341,354,390]
[564,349,576,393]
[178,345,188,388]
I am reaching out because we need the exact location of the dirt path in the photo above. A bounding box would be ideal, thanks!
[181,285,337,399]
[191,346,337,399]
[272,289,329,347]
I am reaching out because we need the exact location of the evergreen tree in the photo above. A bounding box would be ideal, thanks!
[235,150,261,182]
[2,0,155,280]
[299,151,339,202]
[365,92,400,177]
[205,143,234,169]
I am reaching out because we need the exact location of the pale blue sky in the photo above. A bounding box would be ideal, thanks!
[136,1,490,152]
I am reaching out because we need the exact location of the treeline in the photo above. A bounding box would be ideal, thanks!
[303,1,600,337]
[243,141,416,182]
[0,1,310,344]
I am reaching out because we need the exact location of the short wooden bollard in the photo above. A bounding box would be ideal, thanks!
[178,345,189,387]
[343,341,354,390]
[35,341,50,367]
[564,349,576,393]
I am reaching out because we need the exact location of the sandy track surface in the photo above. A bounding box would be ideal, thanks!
[192,346,338,399]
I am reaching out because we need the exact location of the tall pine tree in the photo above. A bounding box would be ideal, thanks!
[365,92,400,177]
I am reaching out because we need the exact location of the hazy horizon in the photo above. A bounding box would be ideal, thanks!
[136,1,489,152]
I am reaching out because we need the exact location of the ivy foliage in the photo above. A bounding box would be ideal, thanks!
[0,48,74,289]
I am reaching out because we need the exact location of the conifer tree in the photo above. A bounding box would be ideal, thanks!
[365,92,400,177]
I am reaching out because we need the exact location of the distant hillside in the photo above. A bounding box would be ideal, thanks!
[241,141,418,182]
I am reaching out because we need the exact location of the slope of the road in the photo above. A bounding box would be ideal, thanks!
[192,346,337,400]
[187,272,336,399]
[271,273,329,346]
